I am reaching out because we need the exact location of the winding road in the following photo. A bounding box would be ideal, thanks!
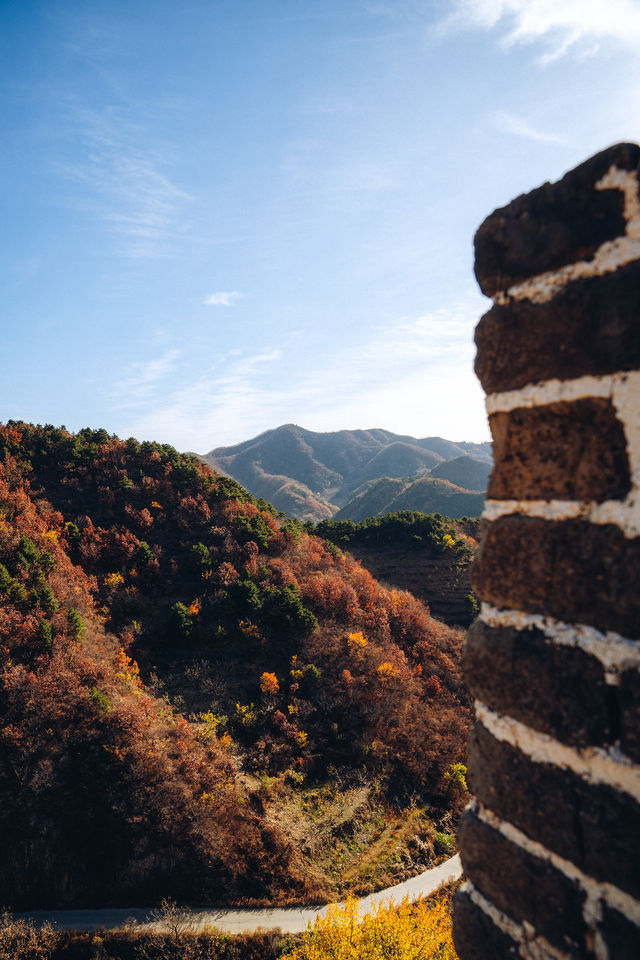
[17,854,462,935]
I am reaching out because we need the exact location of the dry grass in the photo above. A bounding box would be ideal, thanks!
[0,909,60,960]
[250,774,451,901]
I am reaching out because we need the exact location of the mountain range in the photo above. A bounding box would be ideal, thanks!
[200,425,491,522]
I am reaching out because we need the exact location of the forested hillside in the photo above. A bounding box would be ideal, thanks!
[311,513,480,627]
[202,424,491,521]
[0,423,471,910]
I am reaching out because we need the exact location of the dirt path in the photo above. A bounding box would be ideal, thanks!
[17,854,462,935]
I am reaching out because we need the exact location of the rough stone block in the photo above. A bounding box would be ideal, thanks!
[468,723,640,899]
[487,399,630,502]
[474,259,640,393]
[459,808,588,956]
[601,903,640,960]
[464,621,612,748]
[461,139,640,960]
[452,888,521,960]
[619,668,640,764]
[472,516,640,639]
[474,142,639,298]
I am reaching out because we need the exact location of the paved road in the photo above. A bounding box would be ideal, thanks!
[17,854,462,935]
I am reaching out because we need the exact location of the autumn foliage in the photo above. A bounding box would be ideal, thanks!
[288,893,458,960]
[0,423,471,909]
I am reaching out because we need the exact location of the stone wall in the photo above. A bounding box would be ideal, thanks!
[453,143,640,960]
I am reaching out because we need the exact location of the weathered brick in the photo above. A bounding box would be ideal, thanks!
[453,888,521,960]
[459,808,588,956]
[472,516,640,639]
[463,139,640,960]
[464,621,612,748]
[601,903,640,960]
[474,258,640,393]
[619,668,640,764]
[468,723,640,900]
[487,399,630,502]
[474,142,639,297]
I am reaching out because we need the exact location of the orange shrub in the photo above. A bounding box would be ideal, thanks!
[260,671,280,695]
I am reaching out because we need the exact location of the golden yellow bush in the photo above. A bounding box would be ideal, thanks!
[288,893,458,960]
[236,702,257,726]
[114,647,142,692]
[347,631,368,653]
[377,661,401,679]
[104,571,124,589]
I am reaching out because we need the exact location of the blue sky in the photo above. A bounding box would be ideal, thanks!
[3,0,640,451]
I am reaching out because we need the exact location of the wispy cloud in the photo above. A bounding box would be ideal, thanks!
[115,293,489,450]
[118,347,287,449]
[492,110,570,144]
[111,348,182,406]
[204,291,243,306]
[61,107,192,259]
[443,0,640,62]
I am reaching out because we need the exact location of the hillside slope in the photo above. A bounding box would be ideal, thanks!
[335,477,485,522]
[428,456,491,492]
[201,425,491,521]
[311,513,480,628]
[0,423,471,909]
[0,451,298,910]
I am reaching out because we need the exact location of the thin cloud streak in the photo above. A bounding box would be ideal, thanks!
[111,348,182,406]
[119,347,287,449]
[61,107,192,259]
[492,110,569,144]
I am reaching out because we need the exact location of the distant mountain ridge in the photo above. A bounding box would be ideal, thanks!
[334,476,486,523]
[201,424,491,521]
